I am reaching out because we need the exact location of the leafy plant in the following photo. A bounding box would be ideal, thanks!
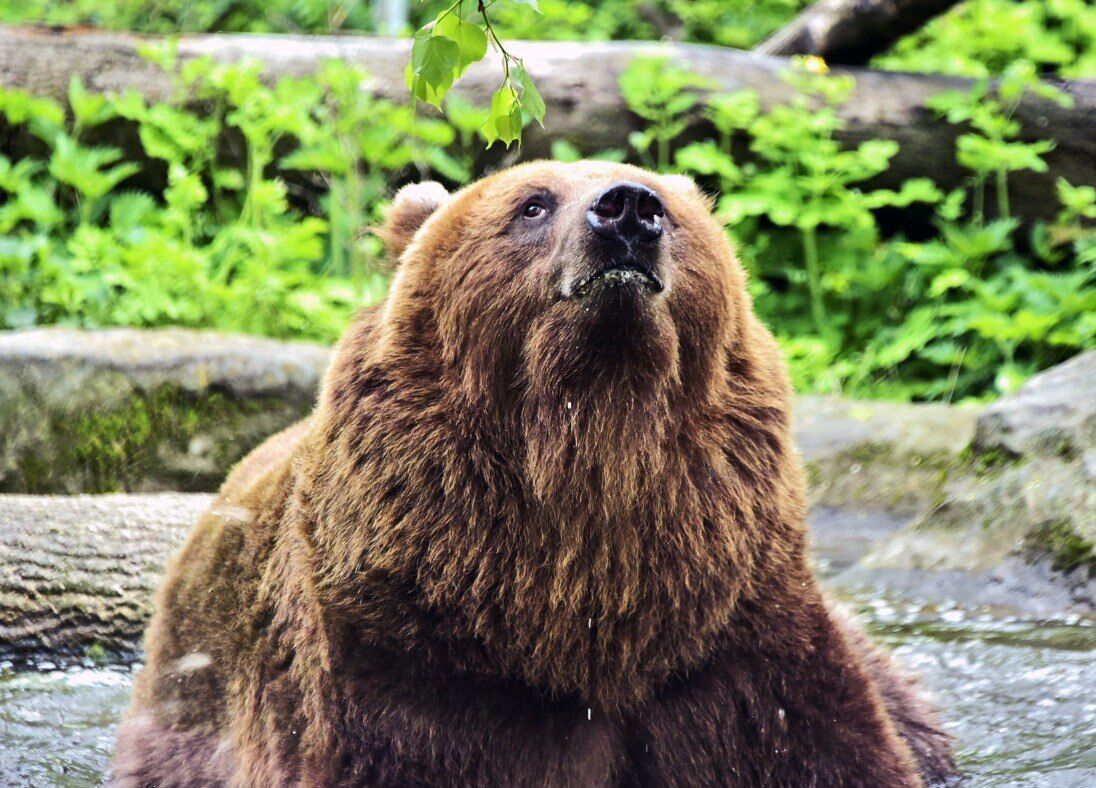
[927,60,1073,221]
[0,52,472,341]
[878,0,1096,79]
[671,57,941,334]
[620,54,1091,400]
[619,56,708,171]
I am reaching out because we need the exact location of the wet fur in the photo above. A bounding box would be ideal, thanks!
[115,162,956,786]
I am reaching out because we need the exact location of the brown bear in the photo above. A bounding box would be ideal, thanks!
[114,162,957,786]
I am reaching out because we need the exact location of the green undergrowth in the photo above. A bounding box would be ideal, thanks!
[0,40,1091,402]
[4,0,1091,80]
[619,55,1094,401]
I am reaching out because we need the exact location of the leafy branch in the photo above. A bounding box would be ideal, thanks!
[408,0,545,147]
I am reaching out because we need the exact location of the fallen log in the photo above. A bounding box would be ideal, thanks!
[0,494,209,663]
[0,27,1092,220]
[757,0,962,64]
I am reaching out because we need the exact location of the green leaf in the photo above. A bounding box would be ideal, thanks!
[434,14,488,74]
[481,85,523,148]
[408,29,462,109]
[68,75,116,130]
[513,64,546,125]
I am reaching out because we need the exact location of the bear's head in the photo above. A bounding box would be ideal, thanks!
[372,161,761,506]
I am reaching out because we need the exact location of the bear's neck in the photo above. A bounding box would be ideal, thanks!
[301,319,808,710]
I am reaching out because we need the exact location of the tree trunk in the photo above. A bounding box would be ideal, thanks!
[0,494,209,662]
[0,26,1093,220]
[757,0,962,64]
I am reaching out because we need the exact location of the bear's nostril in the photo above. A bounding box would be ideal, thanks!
[593,189,626,220]
[637,192,664,223]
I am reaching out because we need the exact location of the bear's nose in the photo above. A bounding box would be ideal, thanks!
[587,182,664,247]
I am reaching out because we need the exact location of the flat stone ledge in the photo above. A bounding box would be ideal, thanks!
[0,327,331,403]
[792,395,980,463]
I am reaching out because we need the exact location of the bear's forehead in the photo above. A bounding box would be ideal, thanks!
[480,160,663,199]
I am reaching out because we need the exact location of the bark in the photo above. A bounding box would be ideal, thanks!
[757,0,963,64]
[0,494,209,662]
[0,26,1093,221]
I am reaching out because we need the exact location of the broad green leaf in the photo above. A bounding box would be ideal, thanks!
[408,30,461,109]
[68,76,116,130]
[434,14,488,74]
[481,85,523,147]
[513,64,546,125]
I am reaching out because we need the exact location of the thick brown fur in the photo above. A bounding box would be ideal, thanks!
[115,162,957,786]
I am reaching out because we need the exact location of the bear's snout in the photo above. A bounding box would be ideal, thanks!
[563,181,667,299]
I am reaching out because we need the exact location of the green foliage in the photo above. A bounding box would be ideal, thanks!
[0,53,472,342]
[3,0,1091,79]
[0,0,387,34]
[620,57,708,171]
[621,55,1094,400]
[2,0,811,49]
[0,3,1092,402]
[878,0,1096,78]
[926,61,1073,221]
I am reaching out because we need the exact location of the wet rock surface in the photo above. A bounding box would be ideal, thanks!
[854,352,1096,613]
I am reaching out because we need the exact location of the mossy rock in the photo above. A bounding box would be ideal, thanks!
[0,328,329,493]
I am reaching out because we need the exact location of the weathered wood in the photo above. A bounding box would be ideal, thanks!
[0,27,1093,218]
[0,494,210,662]
[757,0,962,64]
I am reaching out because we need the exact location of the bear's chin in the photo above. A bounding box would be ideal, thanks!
[519,299,681,508]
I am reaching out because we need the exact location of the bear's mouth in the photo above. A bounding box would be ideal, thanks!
[568,261,664,299]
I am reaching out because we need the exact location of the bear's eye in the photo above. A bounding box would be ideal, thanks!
[521,199,549,219]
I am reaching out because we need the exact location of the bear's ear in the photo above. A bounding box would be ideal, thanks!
[376,181,450,259]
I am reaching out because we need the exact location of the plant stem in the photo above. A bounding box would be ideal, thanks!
[802,226,825,334]
[973,174,985,225]
[996,168,1010,219]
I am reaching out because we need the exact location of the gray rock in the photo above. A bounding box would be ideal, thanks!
[831,556,1095,618]
[854,352,1096,611]
[793,395,979,463]
[0,327,331,402]
[973,349,1095,459]
[0,328,329,494]
[793,396,980,517]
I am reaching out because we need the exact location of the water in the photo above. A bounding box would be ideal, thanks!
[3,604,1093,786]
[0,664,134,786]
